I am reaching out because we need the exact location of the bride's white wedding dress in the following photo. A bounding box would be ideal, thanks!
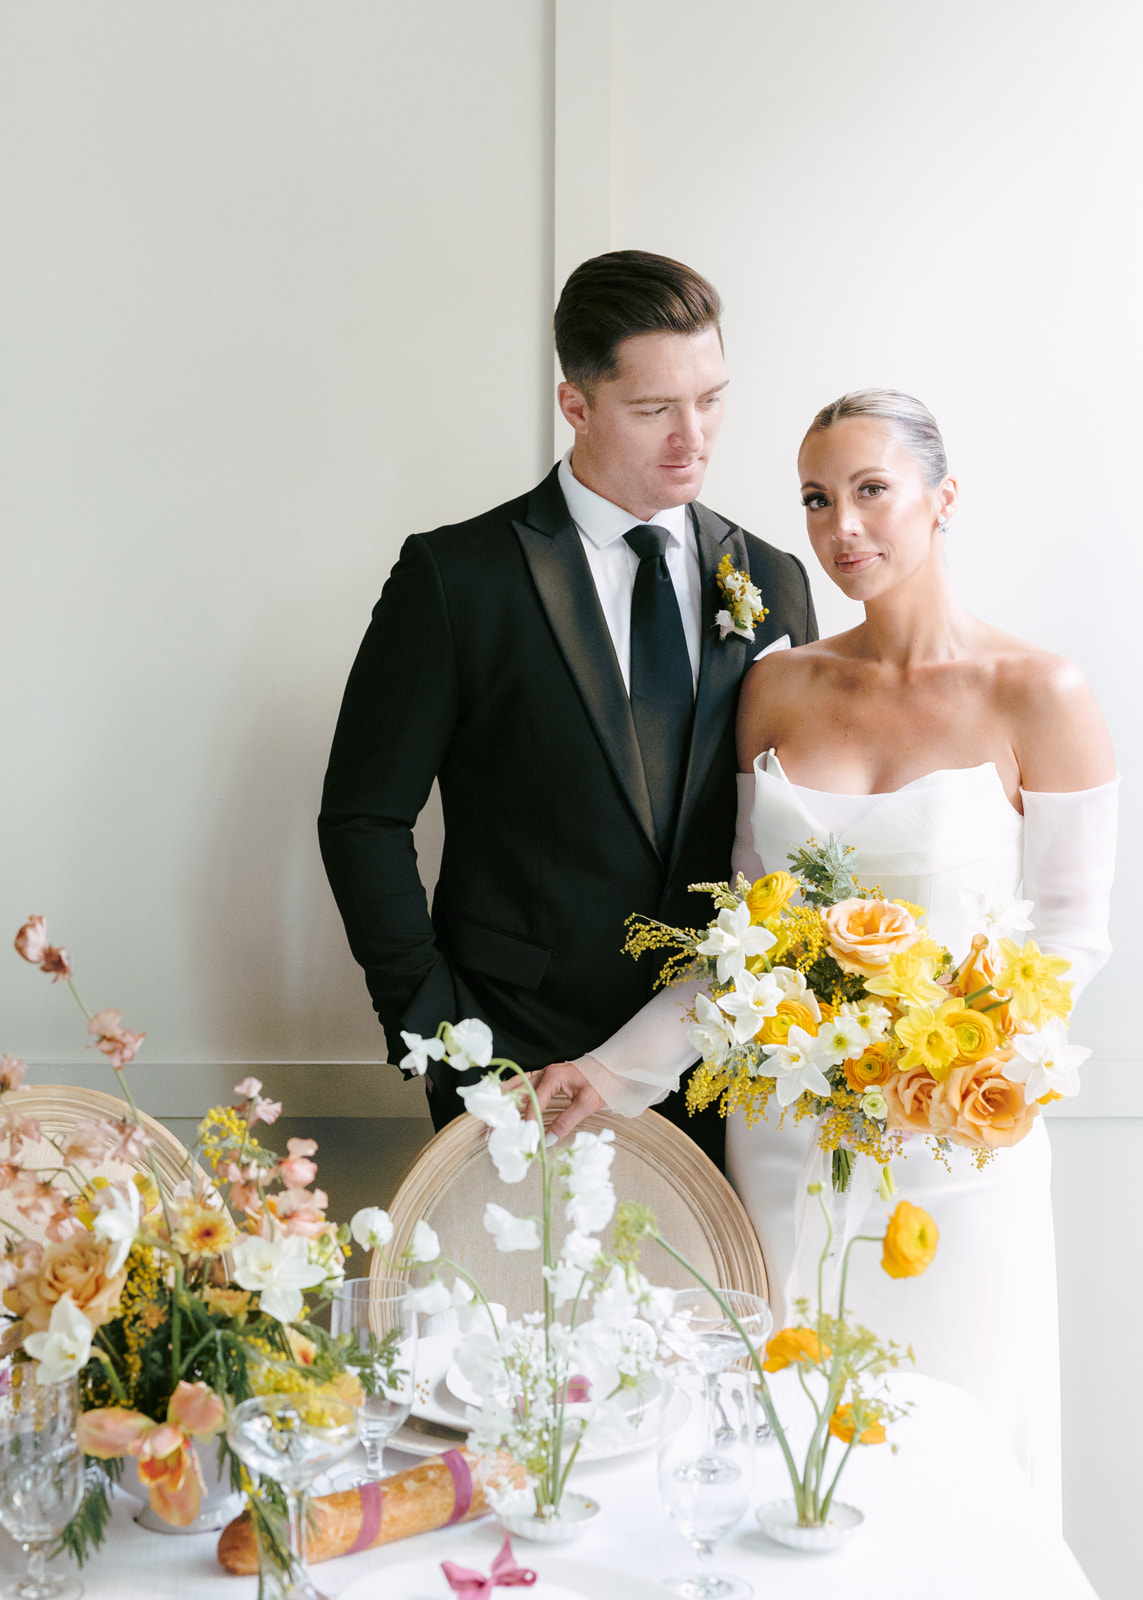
[579,752,1117,1528]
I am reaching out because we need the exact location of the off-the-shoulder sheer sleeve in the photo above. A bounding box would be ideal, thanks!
[575,774,764,1116]
[1020,778,1118,999]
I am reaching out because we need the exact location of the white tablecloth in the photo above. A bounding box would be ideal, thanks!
[0,1374,1097,1599]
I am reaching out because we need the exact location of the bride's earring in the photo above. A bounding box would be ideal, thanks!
[937,519,949,535]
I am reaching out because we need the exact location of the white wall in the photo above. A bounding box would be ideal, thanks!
[2,4,1140,1594]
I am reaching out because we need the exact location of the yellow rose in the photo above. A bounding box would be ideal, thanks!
[746,872,798,923]
[929,1054,1039,1150]
[822,898,921,978]
[762,1326,831,1372]
[828,1402,886,1445]
[881,1201,939,1279]
[11,1232,127,1332]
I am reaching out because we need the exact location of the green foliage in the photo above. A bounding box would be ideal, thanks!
[52,1462,115,1568]
[787,836,860,906]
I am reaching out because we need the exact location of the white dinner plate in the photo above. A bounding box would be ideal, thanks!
[338,1549,672,1600]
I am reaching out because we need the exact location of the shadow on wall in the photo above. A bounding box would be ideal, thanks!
[184,597,444,1065]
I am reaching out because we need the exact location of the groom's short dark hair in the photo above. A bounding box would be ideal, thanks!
[554,250,722,398]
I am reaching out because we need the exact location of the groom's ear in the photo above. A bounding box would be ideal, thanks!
[557,380,593,435]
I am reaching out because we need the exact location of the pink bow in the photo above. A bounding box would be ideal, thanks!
[441,1536,537,1598]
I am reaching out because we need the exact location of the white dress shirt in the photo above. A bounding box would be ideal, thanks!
[557,451,702,692]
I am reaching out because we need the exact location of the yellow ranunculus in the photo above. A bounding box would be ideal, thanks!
[747,872,798,923]
[948,1006,998,1065]
[762,1326,831,1372]
[881,1201,939,1279]
[759,1001,820,1046]
[844,1046,894,1090]
[829,1402,886,1445]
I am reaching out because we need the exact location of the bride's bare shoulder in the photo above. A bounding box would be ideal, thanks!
[983,626,1116,788]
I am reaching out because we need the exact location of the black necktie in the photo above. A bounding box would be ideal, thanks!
[624,524,694,852]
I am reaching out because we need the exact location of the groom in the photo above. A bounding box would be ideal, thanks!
[318,250,817,1170]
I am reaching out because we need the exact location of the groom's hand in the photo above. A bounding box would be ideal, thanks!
[524,1062,605,1144]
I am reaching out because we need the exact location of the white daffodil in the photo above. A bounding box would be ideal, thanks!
[697,903,776,983]
[487,1117,541,1183]
[458,1074,521,1130]
[1003,1019,1090,1102]
[408,1220,441,1264]
[960,885,1035,946]
[445,1018,494,1073]
[405,1277,452,1316]
[761,1026,833,1107]
[771,966,822,1022]
[231,1234,327,1323]
[813,1013,871,1067]
[717,968,784,1044]
[399,1030,447,1076]
[561,1229,602,1273]
[563,1130,616,1234]
[860,1088,889,1120]
[483,1202,541,1252]
[349,1206,393,1253]
[687,993,736,1064]
[91,1180,141,1274]
[23,1293,94,1385]
[836,998,891,1043]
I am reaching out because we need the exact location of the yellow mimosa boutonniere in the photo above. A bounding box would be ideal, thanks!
[715,553,767,641]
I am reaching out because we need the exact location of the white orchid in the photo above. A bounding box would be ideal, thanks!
[687,993,736,1064]
[1003,1019,1090,1103]
[761,1026,833,1107]
[445,1018,494,1073]
[488,1117,541,1183]
[960,885,1035,946]
[231,1233,327,1323]
[399,1030,447,1076]
[24,1293,93,1385]
[408,1220,441,1264]
[483,1202,541,1252]
[349,1206,393,1253]
[696,902,776,983]
[717,967,784,1044]
[91,1180,141,1274]
[405,1277,451,1316]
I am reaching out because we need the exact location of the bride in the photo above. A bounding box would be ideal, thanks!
[529,389,1118,1525]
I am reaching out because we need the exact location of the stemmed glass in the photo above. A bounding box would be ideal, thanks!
[0,1370,85,1600]
[227,1392,358,1600]
[661,1289,772,1469]
[329,1277,416,1484]
[658,1369,755,1599]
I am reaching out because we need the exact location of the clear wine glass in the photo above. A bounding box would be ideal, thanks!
[227,1392,358,1600]
[658,1370,754,1600]
[329,1277,416,1484]
[661,1289,771,1469]
[0,1370,85,1600]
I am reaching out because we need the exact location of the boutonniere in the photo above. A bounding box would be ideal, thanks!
[714,553,768,642]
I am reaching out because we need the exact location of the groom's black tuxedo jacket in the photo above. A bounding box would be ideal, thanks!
[319,466,817,1122]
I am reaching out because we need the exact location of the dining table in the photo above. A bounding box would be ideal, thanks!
[0,1371,1097,1600]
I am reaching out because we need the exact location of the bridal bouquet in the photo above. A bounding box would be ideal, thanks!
[0,917,403,1574]
[625,839,1089,1189]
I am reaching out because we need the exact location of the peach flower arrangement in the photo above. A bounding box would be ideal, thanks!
[624,837,1089,1192]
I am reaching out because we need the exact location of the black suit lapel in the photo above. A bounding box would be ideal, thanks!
[513,471,659,857]
[669,501,751,873]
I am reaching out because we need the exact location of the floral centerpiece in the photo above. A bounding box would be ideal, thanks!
[625,839,1088,1190]
[0,917,420,1582]
[389,1019,671,1527]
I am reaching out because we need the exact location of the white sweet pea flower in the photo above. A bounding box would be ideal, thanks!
[91,1181,141,1274]
[399,1030,447,1076]
[445,1018,494,1072]
[836,998,891,1043]
[760,1026,833,1107]
[405,1277,452,1316]
[408,1220,441,1264]
[1003,1019,1089,1103]
[349,1206,393,1253]
[697,903,776,983]
[459,1075,523,1131]
[860,1088,889,1120]
[687,993,736,1064]
[717,968,784,1044]
[23,1293,94,1385]
[813,1013,870,1067]
[542,1258,588,1308]
[483,1202,541,1252]
[960,885,1035,946]
[594,1264,674,1328]
[487,1117,541,1183]
[451,1278,506,1334]
[564,1129,616,1234]
[771,966,822,1022]
[560,1229,602,1273]
[231,1233,326,1323]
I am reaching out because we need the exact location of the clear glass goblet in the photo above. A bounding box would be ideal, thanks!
[329,1276,416,1484]
[658,1370,754,1600]
[227,1392,358,1600]
[661,1289,771,1469]
[0,1370,85,1600]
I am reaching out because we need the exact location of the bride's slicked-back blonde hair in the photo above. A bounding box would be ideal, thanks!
[806,389,948,488]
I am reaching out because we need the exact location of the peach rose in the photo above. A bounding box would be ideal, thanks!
[822,898,921,977]
[11,1231,127,1332]
[883,1065,941,1133]
[929,1053,1039,1149]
